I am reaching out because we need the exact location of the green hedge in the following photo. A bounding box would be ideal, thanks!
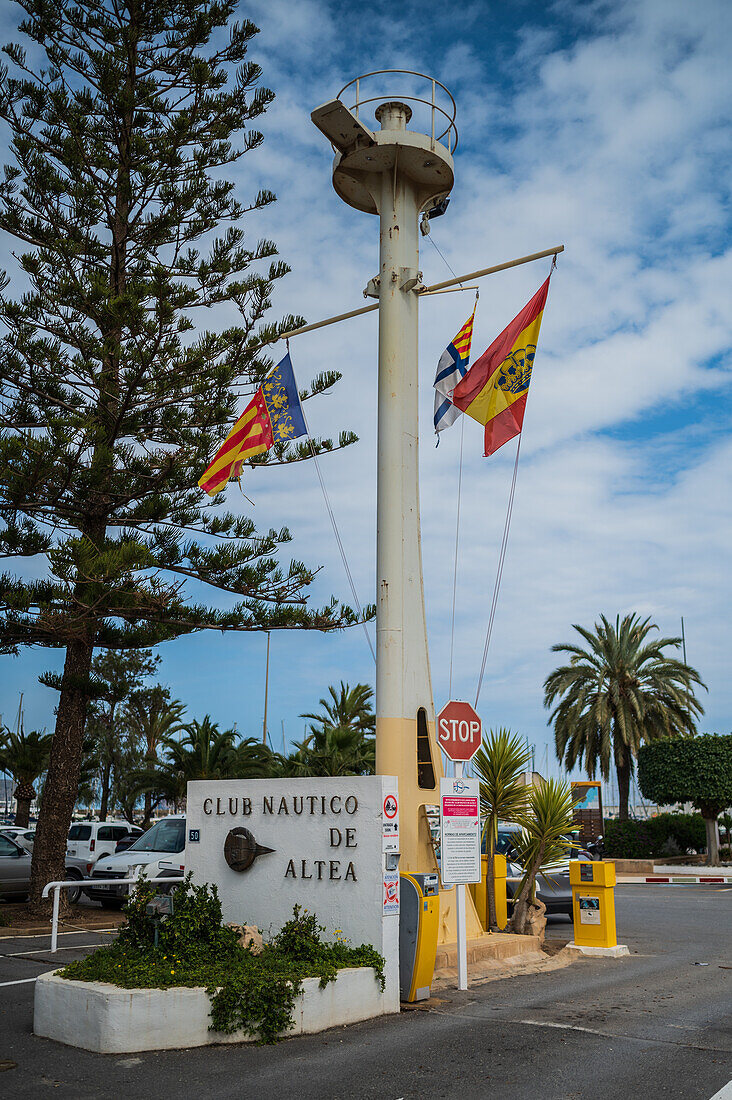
[604,813,706,859]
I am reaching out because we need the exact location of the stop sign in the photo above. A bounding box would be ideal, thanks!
[437,700,482,762]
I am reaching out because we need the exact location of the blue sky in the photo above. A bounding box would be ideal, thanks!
[1,0,730,790]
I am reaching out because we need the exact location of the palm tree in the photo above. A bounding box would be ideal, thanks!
[473,729,531,928]
[301,682,375,736]
[509,779,576,936]
[149,717,275,809]
[287,725,375,777]
[544,614,705,820]
[229,737,280,779]
[123,688,185,825]
[293,682,375,776]
[0,727,52,827]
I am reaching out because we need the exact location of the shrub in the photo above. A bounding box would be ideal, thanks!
[605,813,707,859]
[605,819,655,859]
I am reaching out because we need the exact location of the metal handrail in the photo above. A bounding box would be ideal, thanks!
[42,875,142,952]
[336,69,458,153]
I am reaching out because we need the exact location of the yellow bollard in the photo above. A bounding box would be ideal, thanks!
[569,861,628,956]
[469,853,508,931]
[493,853,508,930]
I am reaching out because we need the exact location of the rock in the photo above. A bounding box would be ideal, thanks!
[509,896,547,942]
[523,898,547,945]
[226,922,263,954]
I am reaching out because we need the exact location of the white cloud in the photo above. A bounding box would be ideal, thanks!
[2,0,730,768]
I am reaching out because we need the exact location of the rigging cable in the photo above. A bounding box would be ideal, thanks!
[448,413,465,699]
[475,432,522,708]
[474,254,558,707]
[299,389,376,664]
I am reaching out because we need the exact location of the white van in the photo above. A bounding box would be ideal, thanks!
[86,816,186,909]
[66,820,142,864]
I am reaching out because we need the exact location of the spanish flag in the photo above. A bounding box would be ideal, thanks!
[451,278,550,456]
[199,353,307,497]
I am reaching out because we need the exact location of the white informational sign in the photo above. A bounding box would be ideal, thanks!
[440,777,481,885]
[579,896,601,925]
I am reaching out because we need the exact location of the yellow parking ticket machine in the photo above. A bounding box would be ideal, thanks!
[570,860,618,949]
[399,872,440,1002]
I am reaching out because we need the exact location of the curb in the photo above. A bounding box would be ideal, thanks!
[617,875,731,885]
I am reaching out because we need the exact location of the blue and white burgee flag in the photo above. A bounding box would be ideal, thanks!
[433,309,476,439]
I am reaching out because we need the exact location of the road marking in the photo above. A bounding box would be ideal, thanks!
[520,1019,732,1054]
[709,1083,732,1100]
[521,1019,603,1036]
[0,927,116,941]
[0,977,37,987]
[0,943,104,957]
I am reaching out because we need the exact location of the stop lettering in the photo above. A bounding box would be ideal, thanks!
[436,700,482,762]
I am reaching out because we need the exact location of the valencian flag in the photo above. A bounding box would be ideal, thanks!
[198,353,307,497]
[451,277,550,456]
[433,308,476,436]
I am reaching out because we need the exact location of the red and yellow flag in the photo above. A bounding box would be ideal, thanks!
[198,389,273,497]
[451,277,550,456]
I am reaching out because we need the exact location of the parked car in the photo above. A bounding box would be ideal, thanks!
[85,816,186,910]
[0,835,91,903]
[491,826,573,917]
[0,826,36,852]
[0,833,31,899]
[66,820,142,865]
[114,832,142,854]
[63,854,95,904]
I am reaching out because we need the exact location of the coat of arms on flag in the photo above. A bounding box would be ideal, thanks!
[433,309,476,438]
[451,277,550,456]
[198,353,307,497]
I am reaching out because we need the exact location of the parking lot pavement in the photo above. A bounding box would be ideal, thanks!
[0,929,117,985]
[0,885,730,1099]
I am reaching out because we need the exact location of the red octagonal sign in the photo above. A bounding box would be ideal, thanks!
[437,700,482,762]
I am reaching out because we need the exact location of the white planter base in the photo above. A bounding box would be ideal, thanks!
[566,942,630,958]
[34,966,395,1053]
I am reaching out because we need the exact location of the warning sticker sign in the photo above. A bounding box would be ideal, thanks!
[383,871,399,914]
[383,794,398,819]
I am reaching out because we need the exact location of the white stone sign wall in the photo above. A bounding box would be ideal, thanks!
[184,776,400,1012]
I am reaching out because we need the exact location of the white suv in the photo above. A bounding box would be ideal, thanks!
[85,816,186,910]
[66,820,142,864]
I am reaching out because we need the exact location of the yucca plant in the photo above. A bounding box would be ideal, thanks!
[473,729,531,929]
[509,779,576,936]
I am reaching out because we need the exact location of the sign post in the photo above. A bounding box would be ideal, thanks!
[437,701,482,991]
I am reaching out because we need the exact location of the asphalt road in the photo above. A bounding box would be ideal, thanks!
[0,885,730,1100]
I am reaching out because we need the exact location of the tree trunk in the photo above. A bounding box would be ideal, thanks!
[486,850,498,929]
[143,789,152,829]
[29,641,93,912]
[509,842,545,935]
[616,754,631,821]
[700,806,720,866]
[13,783,34,829]
[99,757,112,822]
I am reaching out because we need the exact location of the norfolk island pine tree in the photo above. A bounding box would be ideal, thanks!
[0,0,366,910]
